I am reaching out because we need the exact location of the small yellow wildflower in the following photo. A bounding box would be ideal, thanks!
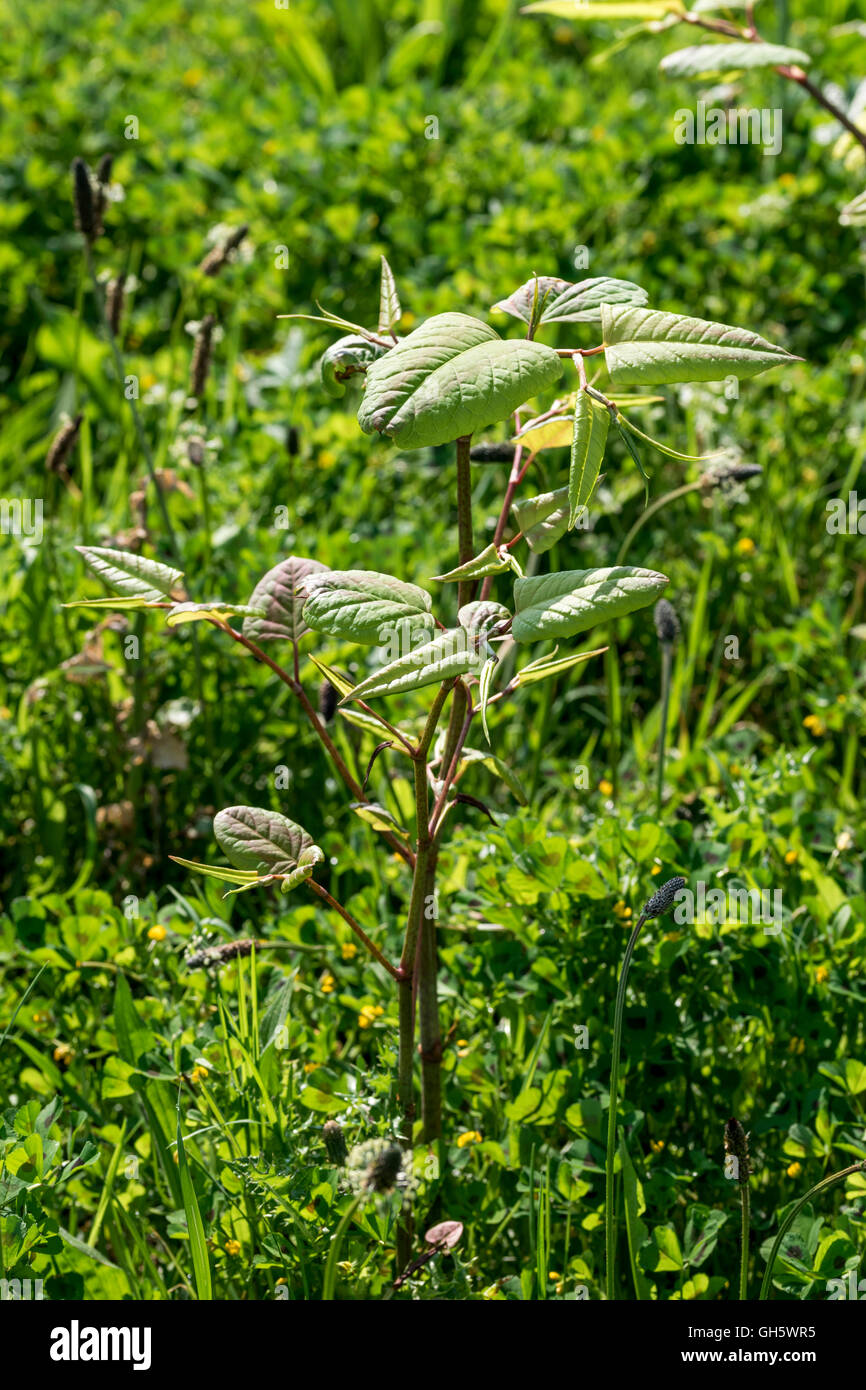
[735,537,756,557]
[548,1271,561,1281]
[598,779,614,796]
[613,901,632,921]
[53,1043,73,1066]
[148,923,167,942]
[788,1037,805,1056]
[358,1004,384,1029]
[304,1062,317,1074]
[224,1239,241,1256]
[836,830,854,852]
[262,139,279,157]
[456,1130,482,1148]
[321,973,336,995]
[787,1162,802,1179]
[803,714,826,736]
[650,1139,665,1154]
[341,941,358,960]
[816,965,830,984]
[784,849,798,865]
[651,864,661,876]
[190,1065,208,1084]
[182,68,204,88]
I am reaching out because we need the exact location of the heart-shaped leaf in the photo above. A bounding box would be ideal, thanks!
[660,41,810,79]
[75,546,183,601]
[302,569,435,646]
[345,630,485,702]
[496,276,648,329]
[214,806,324,877]
[512,566,668,642]
[602,304,802,387]
[357,312,562,450]
[243,557,329,645]
[569,393,610,527]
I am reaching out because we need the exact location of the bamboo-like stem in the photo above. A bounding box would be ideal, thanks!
[759,1162,866,1299]
[604,909,649,1300]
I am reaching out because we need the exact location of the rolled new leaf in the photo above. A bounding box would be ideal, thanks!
[512,566,668,642]
[357,312,562,451]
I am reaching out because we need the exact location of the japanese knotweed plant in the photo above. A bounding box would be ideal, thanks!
[67,260,799,1269]
[524,0,866,229]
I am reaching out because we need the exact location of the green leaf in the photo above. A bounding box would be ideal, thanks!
[350,803,410,838]
[378,255,401,335]
[511,487,570,555]
[639,1224,684,1273]
[513,644,607,686]
[302,569,435,646]
[569,392,610,527]
[244,556,329,644]
[615,417,651,505]
[357,312,562,450]
[459,747,527,804]
[617,413,725,463]
[478,656,497,744]
[496,275,648,328]
[660,41,810,79]
[165,602,264,628]
[602,304,802,387]
[320,335,387,398]
[523,1,685,17]
[63,596,165,611]
[214,806,325,877]
[168,856,263,887]
[113,974,153,1067]
[75,546,183,601]
[841,188,866,228]
[491,275,570,332]
[176,1114,212,1299]
[345,630,485,702]
[433,543,518,582]
[512,567,668,642]
[309,656,356,698]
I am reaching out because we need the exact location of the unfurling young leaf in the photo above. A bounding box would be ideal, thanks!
[378,255,402,336]
[165,602,265,629]
[512,567,668,642]
[320,336,388,398]
[357,312,562,450]
[569,393,610,528]
[171,807,326,898]
[511,487,570,555]
[433,543,519,582]
[301,569,435,646]
[243,556,329,645]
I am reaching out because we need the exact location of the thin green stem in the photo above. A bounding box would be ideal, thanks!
[306,880,401,981]
[758,1162,866,1300]
[455,434,474,610]
[738,1177,751,1300]
[656,642,672,817]
[605,909,649,1301]
[323,1196,361,1300]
